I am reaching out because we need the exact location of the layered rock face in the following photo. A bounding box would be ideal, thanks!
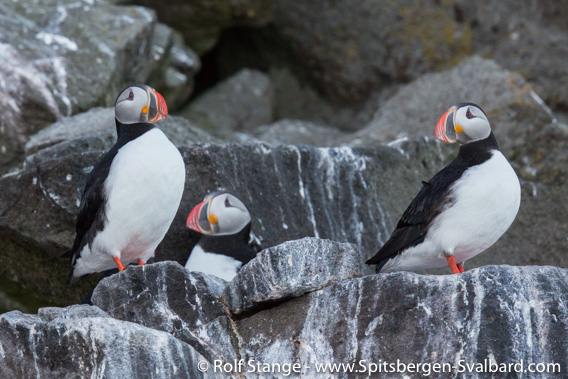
[2,245,566,378]
[0,0,199,174]
[1,0,567,376]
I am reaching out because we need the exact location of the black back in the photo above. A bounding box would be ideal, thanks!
[62,120,155,283]
[366,132,499,269]
[196,223,258,265]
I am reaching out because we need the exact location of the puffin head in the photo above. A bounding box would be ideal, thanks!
[114,84,168,124]
[186,190,252,236]
[435,103,490,145]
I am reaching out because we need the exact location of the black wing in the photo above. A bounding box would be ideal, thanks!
[366,163,469,268]
[61,147,119,268]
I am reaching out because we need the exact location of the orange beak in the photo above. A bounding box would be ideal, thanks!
[148,89,168,123]
[186,200,209,233]
[435,106,457,143]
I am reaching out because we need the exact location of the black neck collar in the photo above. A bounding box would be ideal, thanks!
[199,223,252,247]
[455,132,499,166]
[115,119,155,142]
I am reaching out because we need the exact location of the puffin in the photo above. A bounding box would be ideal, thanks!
[185,190,260,281]
[63,84,186,284]
[366,103,521,274]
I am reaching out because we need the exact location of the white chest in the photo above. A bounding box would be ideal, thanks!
[185,245,242,282]
[431,151,521,260]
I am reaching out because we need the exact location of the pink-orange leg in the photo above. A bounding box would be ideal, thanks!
[446,256,460,274]
[137,259,145,266]
[457,264,464,273]
[113,256,126,272]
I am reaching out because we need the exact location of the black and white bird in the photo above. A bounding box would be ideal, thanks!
[63,84,186,284]
[366,103,521,274]
[185,190,259,281]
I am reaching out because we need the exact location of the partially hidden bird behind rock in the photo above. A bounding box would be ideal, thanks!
[366,103,521,274]
[63,84,186,284]
[185,190,260,281]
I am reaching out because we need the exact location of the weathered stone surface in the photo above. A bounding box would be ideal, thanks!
[91,261,229,360]
[250,119,347,147]
[0,137,450,311]
[237,265,568,376]
[116,0,274,55]
[0,0,199,173]
[222,238,363,314]
[180,69,274,138]
[453,0,568,110]
[0,305,210,379]
[241,0,472,105]
[24,108,219,165]
[350,56,553,155]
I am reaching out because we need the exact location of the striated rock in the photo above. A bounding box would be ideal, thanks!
[0,305,210,379]
[222,238,363,314]
[114,0,274,55]
[91,262,231,361]
[180,69,274,138]
[350,56,553,155]
[237,265,568,376]
[0,0,199,173]
[250,119,347,147]
[0,137,449,310]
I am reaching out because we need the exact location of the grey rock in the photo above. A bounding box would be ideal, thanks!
[350,56,553,155]
[113,0,274,55]
[37,304,109,322]
[91,262,228,357]
[251,119,347,147]
[0,138,450,310]
[180,69,275,138]
[241,0,472,105]
[0,0,199,173]
[0,308,210,378]
[222,238,363,314]
[237,265,568,376]
[24,108,219,166]
[454,0,568,110]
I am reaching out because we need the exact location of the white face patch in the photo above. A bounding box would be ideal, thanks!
[455,105,491,144]
[115,86,149,124]
[208,193,251,236]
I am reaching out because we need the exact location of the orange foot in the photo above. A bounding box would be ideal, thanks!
[457,264,464,273]
[446,256,460,274]
[137,259,145,266]
[113,256,126,272]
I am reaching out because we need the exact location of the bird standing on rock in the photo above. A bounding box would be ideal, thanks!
[185,190,260,281]
[63,84,186,284]
[366,103,521,274]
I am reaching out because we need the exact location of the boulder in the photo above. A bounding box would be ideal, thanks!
[350,56,553,155]
[180,69,274,138]
[0,0,199,173]
[0,305,210,378]
[91,261,232,361]
[222,238,363,314]
[250,119,347,147]
[0,137,450,311]
[112,0,274,55]
[233,0,472,105]
[237,265,568,376]
[24,108,219,165]
[453,0,568,110]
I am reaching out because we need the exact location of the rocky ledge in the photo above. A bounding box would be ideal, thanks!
[1,238,566,378]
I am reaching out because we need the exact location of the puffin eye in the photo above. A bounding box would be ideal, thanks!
[224,197,231,207]
[128,90,134,100]
[466,108,474,119]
